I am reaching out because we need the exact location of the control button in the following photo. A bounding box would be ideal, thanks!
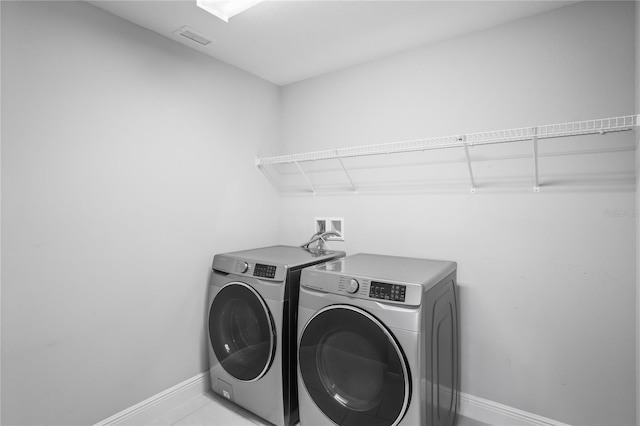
[347,279,359,294]
[239,262,249,273]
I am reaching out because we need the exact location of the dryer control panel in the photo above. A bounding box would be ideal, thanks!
[303,270,422,306]
[300,254,457,307]
[369,281,406,302]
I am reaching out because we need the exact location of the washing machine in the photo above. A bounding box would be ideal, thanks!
[297,253,459,426]
[208,245,345,426]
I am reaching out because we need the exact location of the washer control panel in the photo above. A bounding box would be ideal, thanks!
[230,259,280,280]
[212,254,288,282]
[253,263,277,279]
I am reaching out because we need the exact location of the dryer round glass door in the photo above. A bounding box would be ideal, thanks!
[209,282,276,382]
[298,305,410,426]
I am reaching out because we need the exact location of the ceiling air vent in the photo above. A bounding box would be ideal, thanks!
[174,26,214,46]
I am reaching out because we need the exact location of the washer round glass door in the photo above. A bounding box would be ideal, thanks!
[209,282,275,382]
[298,305,410,426]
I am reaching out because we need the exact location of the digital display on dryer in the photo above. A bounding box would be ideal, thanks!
[253,263,276,279]
[369,281,406,302]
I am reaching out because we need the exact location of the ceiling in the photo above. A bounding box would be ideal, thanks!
[88,0,576,86]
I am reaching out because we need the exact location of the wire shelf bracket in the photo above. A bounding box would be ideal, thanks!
[460,136,476,193]
[532,127,540,193]
[337,155,358,194]
[294,161,316,194]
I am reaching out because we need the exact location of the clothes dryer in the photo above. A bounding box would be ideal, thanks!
[208,245,345,426]
[297,253,459,426]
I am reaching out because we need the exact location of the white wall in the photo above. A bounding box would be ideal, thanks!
[1,2,280,425]
[0,1,4,424]
[636,1,639,425]
[279,2,636,425]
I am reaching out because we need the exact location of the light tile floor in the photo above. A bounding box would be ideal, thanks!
[148,391,489,426]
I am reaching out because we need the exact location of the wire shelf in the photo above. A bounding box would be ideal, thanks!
[256,114,639,194]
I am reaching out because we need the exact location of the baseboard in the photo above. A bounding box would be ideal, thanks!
[459,392,571,426]
[94,373,568,426]
[93,372,210,426]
